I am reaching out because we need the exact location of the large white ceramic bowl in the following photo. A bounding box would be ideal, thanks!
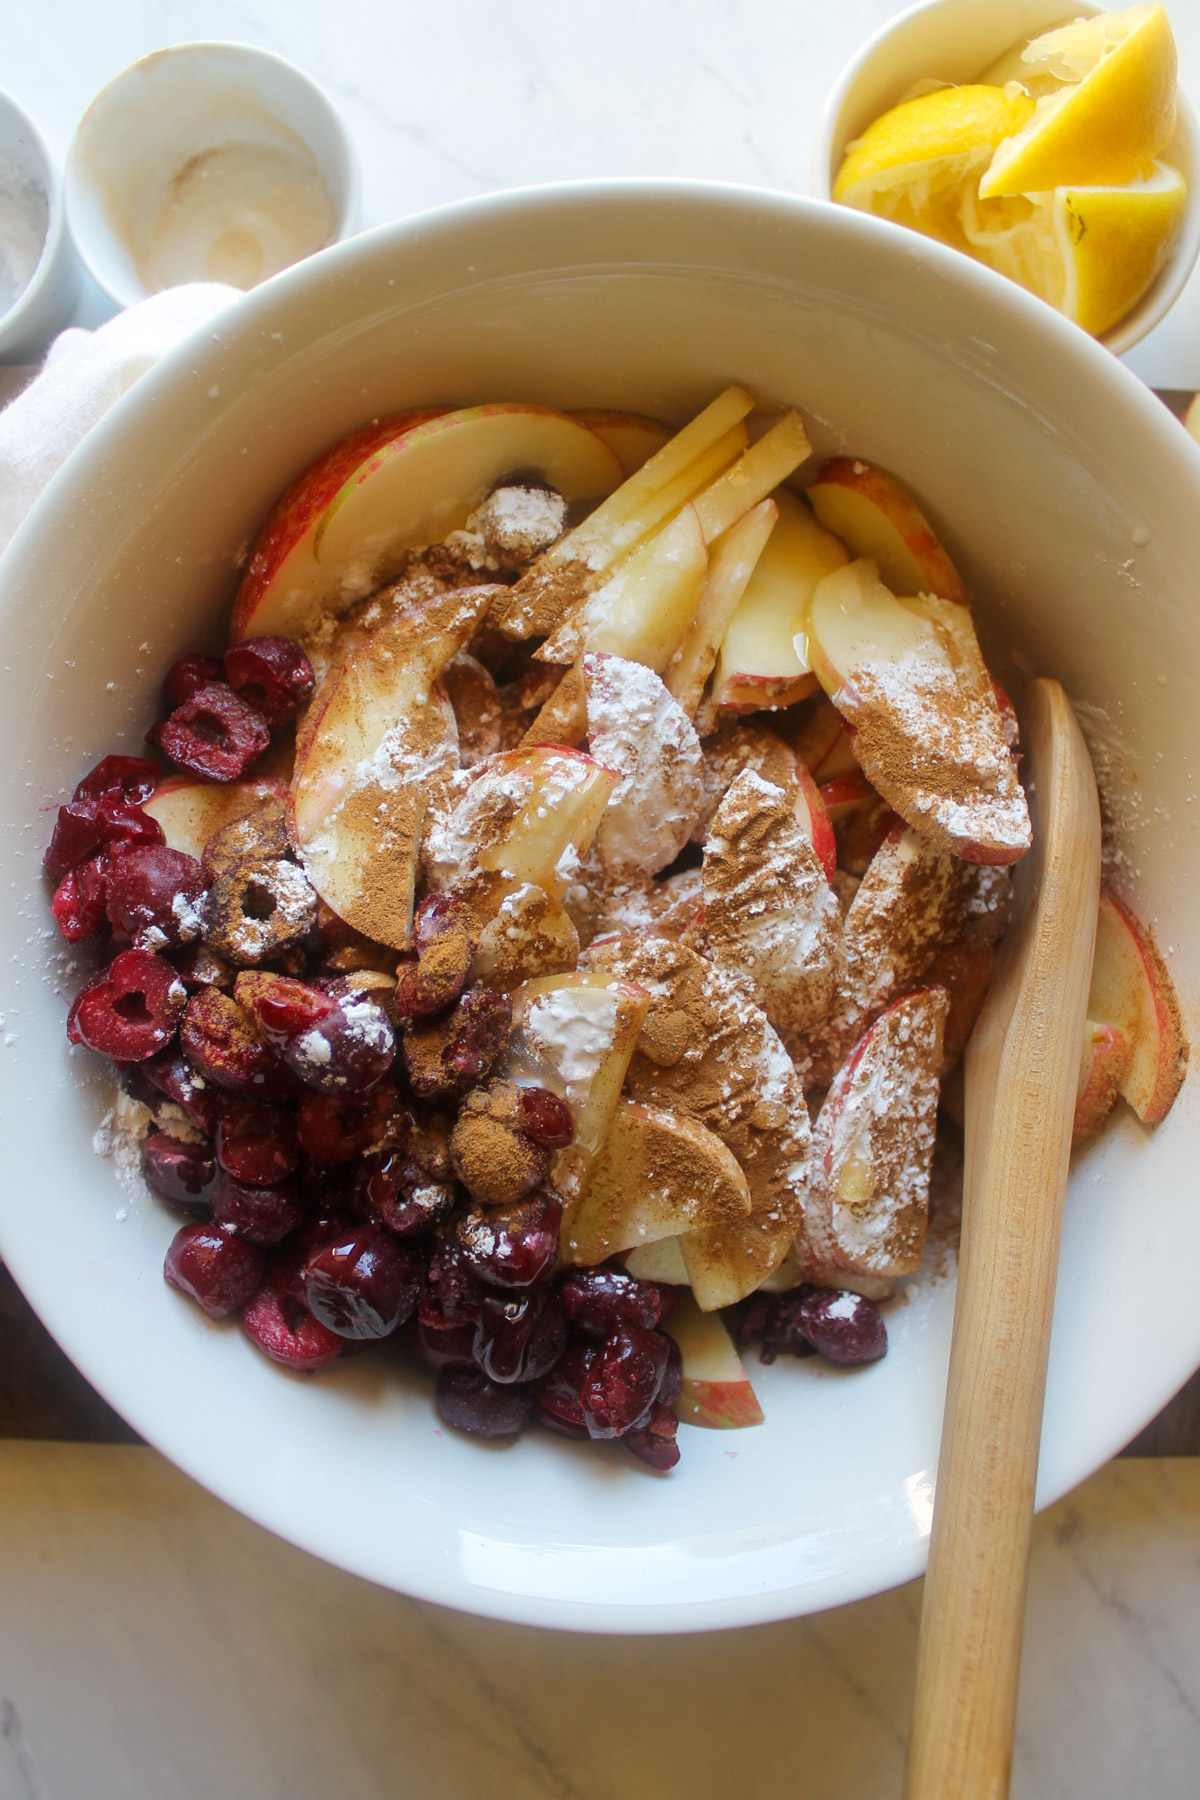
[1,182,1197,1634]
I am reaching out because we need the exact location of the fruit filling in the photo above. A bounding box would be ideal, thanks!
[50,390,1188,1473]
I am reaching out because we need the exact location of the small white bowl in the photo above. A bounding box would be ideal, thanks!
[64,42,360,307]
[813,0,1200,356]
[0,87,79,361]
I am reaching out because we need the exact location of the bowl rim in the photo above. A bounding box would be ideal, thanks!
[4,175,1200,1632]
[810,0,1200,357]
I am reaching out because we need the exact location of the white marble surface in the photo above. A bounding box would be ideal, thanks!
[0,1446,1198,1799]
[4,0,1200,385]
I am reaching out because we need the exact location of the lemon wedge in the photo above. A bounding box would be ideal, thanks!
[978,4,1178,198]
[960,161,1187,336]
[833,85,1035,239]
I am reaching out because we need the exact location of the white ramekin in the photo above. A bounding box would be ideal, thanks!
[0,86,80,360]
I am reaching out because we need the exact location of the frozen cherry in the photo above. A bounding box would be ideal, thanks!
[223,636,314,727]
[406,1315,478,1371]
[559,1266,676,1340]
[70,949,187,1061]
[210,1172,304,1245]
[579,1326,670,1439]
[658,1334,683,1407]
[164,1221,264,1319]
[418,1242,484,1330]
[45,797,164,885]
[215,1096,301,1187]
[392,895,476,1020]
[73,754,159,809]
[51,855,110,942]
[143,1133,217,1211]
[236,973,395,1095]
[241,1281,344,1372]
[351,1150,456,1239]
[163,652,224,711]
[268,1210,357,1303]
[516,1086,574,1149]
[402,986,511,1098]
[130,1044,219,1134]
[149,681,270,783]
[303,1225,423,1340]
[105,845,206,950]
[170,941,235,993]
[180,988,292,1098]
[798,1288,888,1367]
[473,1289,567,1385]
[533,1339,596,1439]
[296,1086,410,1164]
[623,1401,681,1472]
[455,1192,561,1289]
[435,1365,534,1438]
[744,1289,818,1364]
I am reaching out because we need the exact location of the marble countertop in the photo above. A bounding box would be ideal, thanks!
[3,5,1200,1795]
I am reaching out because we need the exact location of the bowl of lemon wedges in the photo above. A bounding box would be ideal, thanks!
[816,0,1199,352]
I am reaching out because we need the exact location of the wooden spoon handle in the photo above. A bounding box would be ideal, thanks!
[903,679,1101,1800]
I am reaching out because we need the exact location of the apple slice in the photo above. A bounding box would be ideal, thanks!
[425,746,616,919]
[290,584,496,947]
[666,498,778,718]
[540,502,709,671]
[710,490,846,712]
[1073,1019,1132,1146]
[143,775,286,862]
[820,770,899,875]
[230,408,447,642]
[570,410,671,474]
[806,559,1030,864]
[471,884,579,990]
[500,970,650,1197]
[1087,890,1188,1125]
[623,1237,689,1284]
[692,720,836,883]
[562,1099,751,1265]
[692,411,813,544]
[807,458,966,604]
[664,1292,764,1429]
[582,652,704,876]
[496,385,755,640]
[810,987,949,1278]
[700,769,842,1038]
[583,934,811,1304]
[233,404,622,643]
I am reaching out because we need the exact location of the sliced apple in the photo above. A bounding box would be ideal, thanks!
[810,987,949,1278]
[1087,890,1188,1125]
[820,770,899,875]
[692,720,836,883]
[692,412,813,544]
[623,1236,689,1284]
[664,1292,764,1429]
[710,489,845,712]
[470,883,579,990]
[583,934,811,1305]
[570,409,671,473]
[496,385,755,639]
[1073,1019,1132,1146]
[425,745,616,918]
[922,931,997,1068]
[289,584,495,947]
[500,970,650,1196]
[582,652,704,876]
[563,1099,751,1265]
[540,502,709,671]
[806,559,1030,864]
[807,457,966,604]
[700,769,842,1038]
[666,498,778,718]
[233,404,622,644]
[143,775,286,862]
[230,408,447,641]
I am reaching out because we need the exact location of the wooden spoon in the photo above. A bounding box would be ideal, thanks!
[903,677,1101,1800]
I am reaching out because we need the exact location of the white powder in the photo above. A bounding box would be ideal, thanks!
[583,653,703,876]
[92,1087,152,1199]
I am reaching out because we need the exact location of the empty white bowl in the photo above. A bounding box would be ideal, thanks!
[1,182,1198,1631]
[813,0,1200,356]
[0,86,79,360]
[64,42,359,306]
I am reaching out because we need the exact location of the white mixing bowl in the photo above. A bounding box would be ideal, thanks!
[1,181,1197,1633]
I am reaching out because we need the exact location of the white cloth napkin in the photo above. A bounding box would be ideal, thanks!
[0,283,240,557]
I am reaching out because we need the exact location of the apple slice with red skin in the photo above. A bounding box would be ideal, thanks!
[501,970,650,1198]
[1073,1019,1132,1146]
[806,559,1030,865]
[664,1291,764,1429]
[810,986,949,1279]
[711,489,845,712]
[230,408,446,642]
[562,1098,751,1265]
[1087,890,1188,1125]
[144,775,286,862]
[807,457,966,604]
[233,404,622,644]
[666,497,778,719]
[693,720,836,884]
[290,584,497,948]
[569,409,671,474]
